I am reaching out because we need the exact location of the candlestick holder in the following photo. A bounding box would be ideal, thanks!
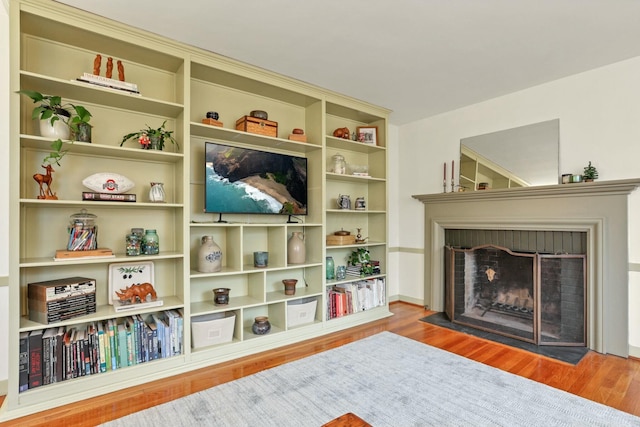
[443,180,447,193]
[451,181,455,193]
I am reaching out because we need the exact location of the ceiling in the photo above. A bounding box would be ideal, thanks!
[55,0,640,125]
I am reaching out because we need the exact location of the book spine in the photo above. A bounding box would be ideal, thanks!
[19,332,29,392]
[28,330,44,389]
[82,192,136,202]
[108,319,117,370]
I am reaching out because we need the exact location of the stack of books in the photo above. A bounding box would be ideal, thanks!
[345,260,381,277]
[76,73,139,94]
[82,192,136,202]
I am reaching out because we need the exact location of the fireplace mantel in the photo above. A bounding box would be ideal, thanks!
[413,179,640,357]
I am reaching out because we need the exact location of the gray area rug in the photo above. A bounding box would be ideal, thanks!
[102,332,640,427]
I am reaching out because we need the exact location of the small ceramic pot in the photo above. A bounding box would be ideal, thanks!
[206,111,219,120]
[252,316,271,335]
[213,287,230,305]
[282,279,298,295]
[254,251,268,268]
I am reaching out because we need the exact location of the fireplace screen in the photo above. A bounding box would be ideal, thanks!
[446,245,586,346]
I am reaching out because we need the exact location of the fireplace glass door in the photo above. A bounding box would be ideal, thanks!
[446,245,586,346]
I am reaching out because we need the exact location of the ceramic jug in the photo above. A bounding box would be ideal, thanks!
[337,194,351,210]
[198,235,222,273]
[287,231,306,264]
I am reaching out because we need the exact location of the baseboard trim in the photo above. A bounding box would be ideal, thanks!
[389,294,425,307]
[0,379,6,396]
[630,345,640,358]
[0,276,7,287]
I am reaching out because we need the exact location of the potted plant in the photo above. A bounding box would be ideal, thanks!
[583,161,599,182]
[18,89,72,140]
[68,104,93,142]
[120,120,178,150]
[18,89,93,142]
[348,247,374,276]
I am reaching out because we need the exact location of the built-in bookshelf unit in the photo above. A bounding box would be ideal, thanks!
[4,0,391,420]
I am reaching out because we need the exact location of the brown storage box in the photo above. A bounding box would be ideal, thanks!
[326,234,356,246]
[202,118,224,127]
[236,115,278,137]
[288,134,307,143]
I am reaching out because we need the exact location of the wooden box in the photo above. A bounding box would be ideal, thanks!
[236,115,278,137]
[326,234,356,246]
[202,118,223,127]
[288,134,307,143]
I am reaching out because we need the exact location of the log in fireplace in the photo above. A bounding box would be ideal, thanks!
[445,244,586,346]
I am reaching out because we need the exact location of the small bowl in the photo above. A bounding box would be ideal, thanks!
[250,110,268,120]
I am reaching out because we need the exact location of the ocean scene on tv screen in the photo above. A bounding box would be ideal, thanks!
[205,142,307,215]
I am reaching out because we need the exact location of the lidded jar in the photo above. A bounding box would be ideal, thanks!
[287,231,305,264]
[331,153,346,174]
[198,235,222,273]
[67,209,98,251]
[142,229,159,255]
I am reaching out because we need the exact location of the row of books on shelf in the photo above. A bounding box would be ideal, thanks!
[19,310,183,392]
[327,278,385,319]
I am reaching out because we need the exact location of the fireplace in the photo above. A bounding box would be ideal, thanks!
[413,179,640,357]
[445,244,586,346]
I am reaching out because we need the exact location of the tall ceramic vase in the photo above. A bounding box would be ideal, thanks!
[198,235,222,273]
[287,231,305,264]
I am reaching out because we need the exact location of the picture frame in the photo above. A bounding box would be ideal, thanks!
[356,126,378,146]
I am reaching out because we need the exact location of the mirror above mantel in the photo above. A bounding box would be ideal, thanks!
[459,119,559,191]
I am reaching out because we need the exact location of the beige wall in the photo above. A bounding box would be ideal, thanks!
[397,55,640,355]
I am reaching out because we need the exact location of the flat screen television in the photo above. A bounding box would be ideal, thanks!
[204,142,308,218]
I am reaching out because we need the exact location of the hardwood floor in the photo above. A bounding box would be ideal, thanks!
[2,301,640,426]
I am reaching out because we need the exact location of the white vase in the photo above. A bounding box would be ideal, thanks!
[149,182,165,202]
[287,231,305,264]
[198,236,222,273]
[39,118,70,140]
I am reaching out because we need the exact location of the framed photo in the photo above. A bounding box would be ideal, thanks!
[356,126,378,146]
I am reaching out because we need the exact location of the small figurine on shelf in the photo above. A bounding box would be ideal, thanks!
[115,282,157,304]
[33,164,57,199]
[333,127,350,139]
[138,132,150,149]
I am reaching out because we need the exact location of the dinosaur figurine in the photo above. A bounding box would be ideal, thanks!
[115,282,157,304]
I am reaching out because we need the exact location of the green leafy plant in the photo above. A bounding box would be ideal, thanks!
[18,90,94,164]
[120,120,178,150]
[348,247,374,276]
[583,161,599,181]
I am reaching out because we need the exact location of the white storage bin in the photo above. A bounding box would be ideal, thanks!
[191,312,235,348]
[287,298,317,327]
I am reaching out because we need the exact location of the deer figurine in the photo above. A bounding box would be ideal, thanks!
[33,164,57,199]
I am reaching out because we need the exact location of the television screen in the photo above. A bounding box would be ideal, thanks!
[205,142,308,215]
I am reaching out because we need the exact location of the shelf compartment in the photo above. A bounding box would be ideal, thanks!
[189,273,265,315]
[242,302,285,340]
[21,135,184,163]
[285,225,324,266]
[19,295,185,332]
[325,180,387,212]
[190,122,321,154]
[326,136,386,154]
[20,72,183,118]
[242,226,286,269]
[325,172,386,183]
[189,226,242,273]
[265,265,323,299]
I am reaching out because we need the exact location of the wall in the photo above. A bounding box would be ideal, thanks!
[397,55,640,355]
[1,0,10,388]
